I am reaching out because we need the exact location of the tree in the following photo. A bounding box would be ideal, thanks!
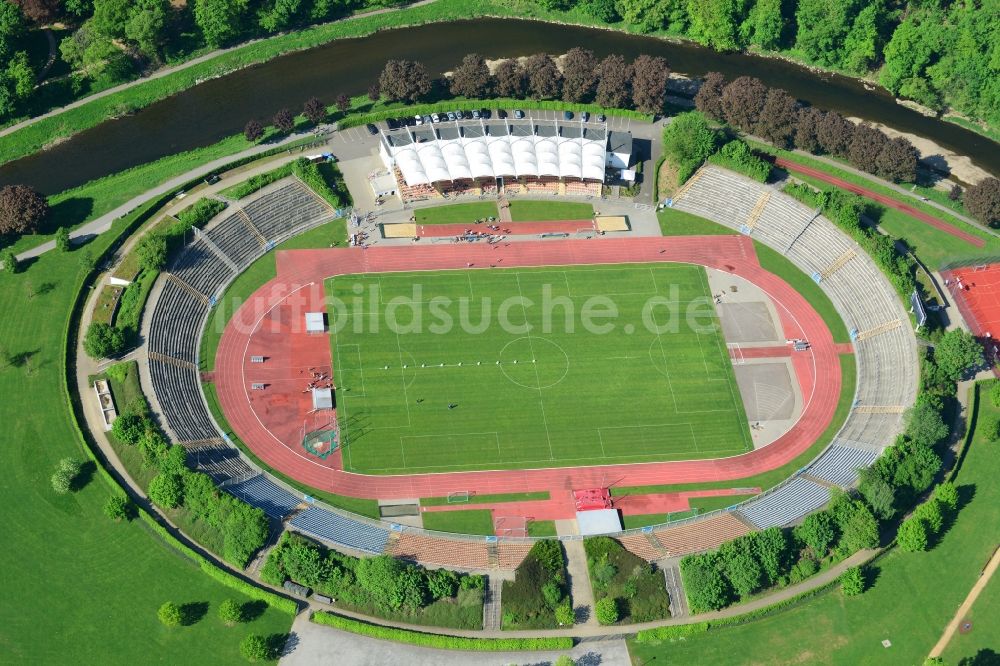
[687,0,747,52]
[334,93,350,113]
[934,328,983,381]
[240,634,271,662]
[223,502,268,568]
[840,2,882,74]
[897,516,928,552]
[753,527,787,585]
[662,111,719,181]
[905,401,949,449]
[794,0,864,67]
[965,178,1000,227]
[794,511,835,558]
[55,227,70,252]
[272,108,294,134]
[51,458,81,494]
[949,184,963,201]
[560,47,598,103]
[722,548,762,599]
[594,596,619,624]
[720,76,768,133]
[595,54,631,109]
[523,53,561,100]
[694,71,726,120]
[449,53,492,99]
[875,136,919,183]
[857,471,895,520]
[193,0,248,48]
[0,1,27,61]
[0,50,35,118]
[816,111,855,157]
[616,0,680,33]
[378,59,431,103]
[427,568,459,600]
[555,602,574,626]
[554,655,575,666]
[148,472,184,508]
[680,553,730,612]
[742,0,784,50]
[848,123,889,174]
[10,0,57,27]
[913,498,944,534]
[934,481,959,511]
[630,55,669,114]
[493,59,526,98]
[1,248,20,274]
[0,184,48,238]
[794,107,824,153]
[111,413,149,445]
[354,555,427,611]
[581,0,619,22]
[83,322,125,359]
[258,0,303,33]
[78,247,95,273]
[123,0,170,62]
[243,119,263,142]
[302,97,325,125]
[366,83,380,102]
[218,599,244,625]
[136,233,167,271]
[158,601,183,627]
[103,493,131,521]
[755,87,799,148]
[840,565,865,596]
[837,500,880,554]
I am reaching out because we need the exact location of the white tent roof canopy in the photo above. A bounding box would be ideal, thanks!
[385,123,612,186]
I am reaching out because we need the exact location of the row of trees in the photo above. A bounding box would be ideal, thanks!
[535,0,999,130]
[377,49,672,114]
[111,410,269,568]
[261,531,485,616]
[682,329,982,613]
[694,72,920,184]
[0,184,48,241]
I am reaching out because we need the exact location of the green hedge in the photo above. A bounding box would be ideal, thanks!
[221,162,295,199]
[635,622,710,642]
[707,140,771,182]
[310,611,573,651]
[292,158,345,208]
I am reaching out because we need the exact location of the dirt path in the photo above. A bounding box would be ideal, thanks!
[774,157,987,248]
[928,545,1000,658]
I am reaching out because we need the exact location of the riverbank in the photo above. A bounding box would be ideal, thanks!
[2,0,998,182]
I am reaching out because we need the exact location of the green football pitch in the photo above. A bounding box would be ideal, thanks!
[326,263,752,474]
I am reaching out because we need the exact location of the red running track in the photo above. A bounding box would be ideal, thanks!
[774,157,985,248]
[416,219,595,238]
[214,236,843,514]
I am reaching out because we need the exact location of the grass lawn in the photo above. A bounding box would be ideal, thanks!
[508,200,594,221]
[421,509,496,536]
[942,564,1000,663]
[613,353,855,497]
[420,491,550,507]
[658,208,740,236]
[200,218,347,371]
[415,202,499,224]
[328,263,751,474]
[528,520,558,537]
[628,380,1000,665]
[0,213,292,662]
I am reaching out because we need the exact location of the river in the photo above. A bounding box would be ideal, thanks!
[2,18,997,194]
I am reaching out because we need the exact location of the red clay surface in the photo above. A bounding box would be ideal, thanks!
[774,157,985,248]
[941,264,1000,372]
[416,219,595,238]
[214,236,844,521]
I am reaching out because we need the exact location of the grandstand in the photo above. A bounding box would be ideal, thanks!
[736,477,831,529]
[289,507,391,555]
[225,474,302,519]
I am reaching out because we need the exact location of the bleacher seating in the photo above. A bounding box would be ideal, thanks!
[205,213,264,269]
[496,542,534,570]
[737,477,831,529]
[807,443,879,486]
[653,513,751,556]
[148,280,207,363]
[148,359,217,442]
[289,507,391,554]
[226,474,301,519]
[168,239,234,300]
[386,532,491,570]
[185,440,255,483]
[241,182,330,241]
[618,533,666,562]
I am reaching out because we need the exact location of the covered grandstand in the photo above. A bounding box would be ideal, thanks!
[379,120,622,191]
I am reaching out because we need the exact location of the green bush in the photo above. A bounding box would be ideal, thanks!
[239,634,270,662]
[595,597,619,625]
[50,457,82,494]
[897,516,929,552]
[103,493,132,521]
[148,472,184,508]
[310,611,573,651]
[707,139,772,182]
[158,601,183,627]
[219,599,245,626]
[635,622,710,642]
[934,482,959,510]
[291,158,347,209]
[83,321,125,359]
[176,198,227,229]
[661,111,720,184]
[840,566,865,596]
[222,162,294,199]
[555,603,574,626]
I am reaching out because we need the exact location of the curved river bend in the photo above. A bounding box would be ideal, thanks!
[2,18,998,193]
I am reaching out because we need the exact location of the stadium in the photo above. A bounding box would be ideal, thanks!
[140,157,917,589]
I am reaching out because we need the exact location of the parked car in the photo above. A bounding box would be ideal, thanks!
[497,109,507,119]
[454,110,464,119]
[481,109,492,119]
[422,115,433,125]
[204,173,220,185]
[366,123,378,135]
[513,109,524,119]
[447,111,457,121]
[431,113,442,123]
[581,111,590,122]
[563,110,574,120]
[413,114,424,125]
[385,118,398,130]
[471,109,481,119]
[597,113,606,122]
